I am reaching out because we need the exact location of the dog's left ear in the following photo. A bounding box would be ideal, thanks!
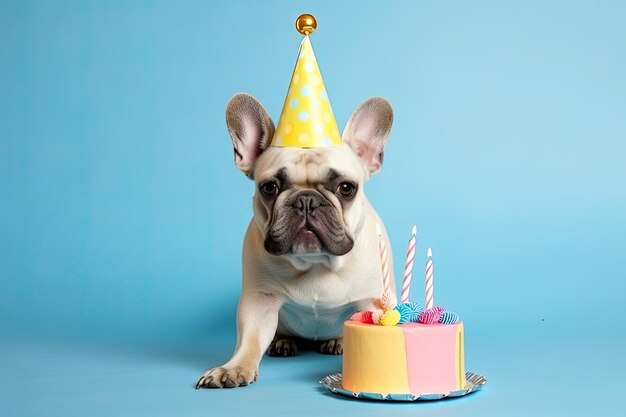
[342,97,393,176]
[226,93,275,178]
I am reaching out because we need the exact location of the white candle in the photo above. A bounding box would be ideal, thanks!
[400,225,417,304]
[377,223,391,302]
[424,247,434,310]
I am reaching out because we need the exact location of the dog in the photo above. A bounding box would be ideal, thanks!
[196,93,395,388]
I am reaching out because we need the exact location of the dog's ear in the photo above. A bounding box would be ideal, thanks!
[226,93,275,177]
[342,97,393,176]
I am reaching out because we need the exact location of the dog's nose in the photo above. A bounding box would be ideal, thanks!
[293,193,321,215]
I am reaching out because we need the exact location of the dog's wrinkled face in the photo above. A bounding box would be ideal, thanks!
[225,93,392,261]
[252,146,368,257]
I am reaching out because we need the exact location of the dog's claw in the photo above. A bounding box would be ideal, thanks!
[207,377,222,388]
[266,338,298,357]
[316,337,343,355]
[196,365,257,389]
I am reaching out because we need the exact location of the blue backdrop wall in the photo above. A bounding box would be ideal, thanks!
[1,2,625,415]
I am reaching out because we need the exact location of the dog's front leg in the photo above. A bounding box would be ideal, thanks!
[196,291,281,388]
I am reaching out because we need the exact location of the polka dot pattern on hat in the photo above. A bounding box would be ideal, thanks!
[271,36,342,148]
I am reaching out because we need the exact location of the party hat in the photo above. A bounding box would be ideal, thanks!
[271,14,342,148]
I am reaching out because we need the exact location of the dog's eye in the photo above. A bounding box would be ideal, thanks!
[260,181,279,197]
[337,182,356,198]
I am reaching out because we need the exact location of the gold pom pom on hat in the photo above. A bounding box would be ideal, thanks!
[295,14,317,35]
[270,14,342,148]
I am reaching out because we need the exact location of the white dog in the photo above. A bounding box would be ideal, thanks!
[196,93,395,388]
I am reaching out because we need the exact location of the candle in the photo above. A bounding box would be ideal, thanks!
[377,223,391,302]
[400,225,417,304]
[424,247,434,310]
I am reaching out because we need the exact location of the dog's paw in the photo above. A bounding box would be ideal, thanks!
[315,337,343,355]
[266,338,298,357]
[195,365,258,389]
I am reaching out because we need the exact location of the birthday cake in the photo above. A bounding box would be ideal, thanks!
[342,240,466,396]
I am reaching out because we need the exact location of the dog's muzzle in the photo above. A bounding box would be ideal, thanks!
[264,190,354,257]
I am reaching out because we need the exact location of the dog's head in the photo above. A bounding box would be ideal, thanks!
[226,93,392,261]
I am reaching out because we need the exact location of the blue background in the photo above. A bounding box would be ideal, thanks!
[1,1,625,416]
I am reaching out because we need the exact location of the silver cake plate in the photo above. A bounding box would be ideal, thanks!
[319,371,486,401]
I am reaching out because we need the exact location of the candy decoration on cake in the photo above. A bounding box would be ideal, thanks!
[418,306,444,324]
[371,310,383,325]
[349,310,373,323]
[424,247,434,310]
[394,301,423,324]
[400,225,417,304]
[439,311,460,324]
[379,309,401,326]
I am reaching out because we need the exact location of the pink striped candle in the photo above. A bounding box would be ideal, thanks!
[376,223,391,302]
[400,225,417,304]
[424,247,434,310]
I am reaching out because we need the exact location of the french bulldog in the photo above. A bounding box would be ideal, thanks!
[196,93,396,389]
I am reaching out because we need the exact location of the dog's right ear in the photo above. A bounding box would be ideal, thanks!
[226,93,275,177]
[342,97,393,177]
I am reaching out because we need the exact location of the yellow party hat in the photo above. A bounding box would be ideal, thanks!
[271,14,342,148]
